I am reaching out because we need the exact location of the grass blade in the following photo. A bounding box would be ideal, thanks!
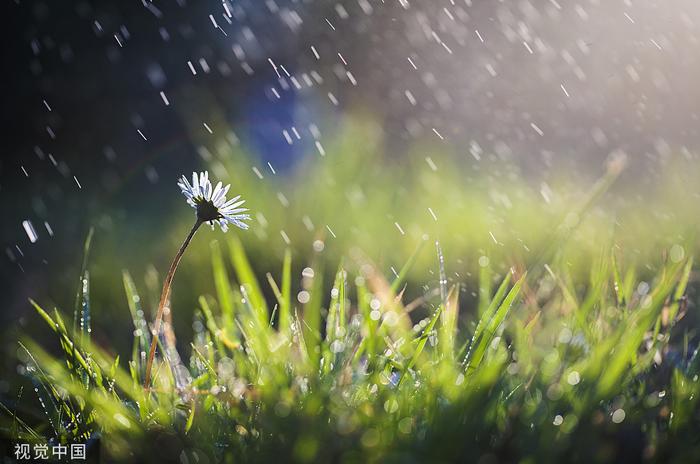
[465,273,525,373]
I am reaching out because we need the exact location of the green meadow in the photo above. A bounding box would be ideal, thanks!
[4,120,700,462]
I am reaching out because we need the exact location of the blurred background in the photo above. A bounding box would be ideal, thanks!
[2,0,700,391]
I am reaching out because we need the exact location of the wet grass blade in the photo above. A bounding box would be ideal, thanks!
[79,271,91,347]
[73,227,94,335]
[440,285,460,361]
[303,262,324,370]
[123,271,149,375]
[465,274,525,373]
[323,264,346,375]
[596,263,682,398]
[400,303,442,386]
[667,256,693,324]
[266,248,292,333]
[280,248,292,333]
[228,235,268,327]
[468,272,512,357]
[477,263,492,317]
[390,239,426,294]
[611,252,626,306]
[211,240,235,330]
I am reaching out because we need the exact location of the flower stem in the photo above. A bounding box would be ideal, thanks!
[144,219,203,389]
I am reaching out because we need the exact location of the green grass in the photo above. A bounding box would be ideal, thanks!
[4,226,699,462]
[3,119,700,462]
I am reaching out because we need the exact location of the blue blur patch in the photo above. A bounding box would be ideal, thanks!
[242,74,310,173]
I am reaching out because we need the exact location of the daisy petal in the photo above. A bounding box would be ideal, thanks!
[192,172,200,198]
[178,171,250,230]
[215,184,231,205]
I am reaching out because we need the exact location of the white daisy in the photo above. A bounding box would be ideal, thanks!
[177,171,250,231]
